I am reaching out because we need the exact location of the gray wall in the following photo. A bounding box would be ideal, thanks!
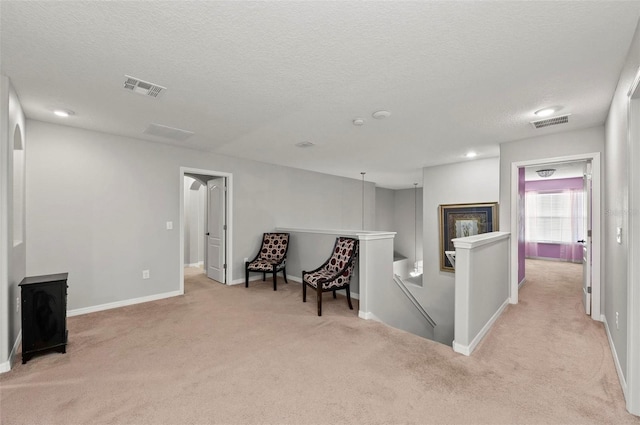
[604,20,640,381]
[0,75,26,367]
[375,187,394,231]
[418,157,500,345]
[393,187,423,265]
[374,185,424,268]
[25,120,376,311]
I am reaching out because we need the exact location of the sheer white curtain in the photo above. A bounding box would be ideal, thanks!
[525,189,584,262]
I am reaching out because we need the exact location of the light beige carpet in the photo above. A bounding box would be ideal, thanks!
[0,260,638,424]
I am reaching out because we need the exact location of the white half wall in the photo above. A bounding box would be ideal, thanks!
[25,120,376,312]
[452,232,510,355]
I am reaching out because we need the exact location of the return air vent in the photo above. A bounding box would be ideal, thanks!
[143,123,194,141]
[123,75,166,98]
[530,114,571,129]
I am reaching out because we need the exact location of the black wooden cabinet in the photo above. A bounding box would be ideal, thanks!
[19,273,68,364]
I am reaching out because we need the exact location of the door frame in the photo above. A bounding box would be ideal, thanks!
[509,152,601,321]
[179,167,233,294]
[626,66,640,415]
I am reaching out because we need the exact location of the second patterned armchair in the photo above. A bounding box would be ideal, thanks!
[302,237,359,316]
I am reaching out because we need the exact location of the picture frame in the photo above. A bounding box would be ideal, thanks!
[439,202,498,272]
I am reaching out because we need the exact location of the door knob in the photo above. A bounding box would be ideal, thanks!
[206,232,210,236]
[577,239,585,243]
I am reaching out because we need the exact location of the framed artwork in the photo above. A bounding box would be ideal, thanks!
[439,202,498,272]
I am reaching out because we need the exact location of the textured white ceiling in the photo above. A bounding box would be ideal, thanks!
[2,1,639,188]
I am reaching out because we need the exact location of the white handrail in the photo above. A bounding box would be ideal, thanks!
[393,275,437,328]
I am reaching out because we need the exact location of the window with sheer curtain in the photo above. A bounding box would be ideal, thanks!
[525,189,585,243]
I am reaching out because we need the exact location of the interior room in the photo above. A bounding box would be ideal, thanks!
[2,1,640,423]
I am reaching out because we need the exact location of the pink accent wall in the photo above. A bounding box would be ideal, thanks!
[525,242,583,262]
[518,168,525,283]
[525,177,583,191]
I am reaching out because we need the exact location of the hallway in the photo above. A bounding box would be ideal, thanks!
[474,258,629,421]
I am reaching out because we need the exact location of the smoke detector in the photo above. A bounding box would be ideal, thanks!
[372,110,391,119]
[530,114,571,129]
[124,75,166,98]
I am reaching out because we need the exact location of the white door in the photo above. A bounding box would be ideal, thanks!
[207,178,226,283]
[582,161,592,315]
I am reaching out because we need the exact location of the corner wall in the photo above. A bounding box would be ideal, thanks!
[604,18,640,392]
[393,188,423,265]
[0,75,26,370]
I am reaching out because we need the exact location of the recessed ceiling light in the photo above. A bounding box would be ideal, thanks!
[535,108,557,117]
[466,151,477,158]
[372,110,391,119]
[53,109,74,117]
[353,118,365,126]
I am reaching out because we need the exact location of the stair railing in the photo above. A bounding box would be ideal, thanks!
[392,274,437,328]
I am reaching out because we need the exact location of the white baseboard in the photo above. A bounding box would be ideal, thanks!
[184,262,204,268]
[68,290,182,317]
[230,275,270,286]
[518,277,527,288]
[526,256,582,264]
[286,274,302,284]
[0,330,22,374]
[453,298,509,356]
[603,315,627,398]
[358,311,380,321]
[452,340,470,356]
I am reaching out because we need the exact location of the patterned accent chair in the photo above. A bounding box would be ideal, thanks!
[245,233,290,291]
[302,237,359,316]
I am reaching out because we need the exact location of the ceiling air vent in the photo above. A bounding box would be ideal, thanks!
[530,114,571,129]
[124,75,166,98]
[143,123,194,141]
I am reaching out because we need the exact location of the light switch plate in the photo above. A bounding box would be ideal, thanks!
[166,221,173,230]
[617,227,622,244]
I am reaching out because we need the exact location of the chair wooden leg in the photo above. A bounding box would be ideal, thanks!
[262,272,266,281]
[282,267,288,284]
[303,275,307,302]
[317,285,322,316]
[346,285,353,310]
[245,264,249,288]
[273,267,277,291]
[333,290,337,299]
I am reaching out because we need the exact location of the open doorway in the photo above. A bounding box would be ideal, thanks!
[510,152,601,320]
[183,175,206,276]
[521,160,591,315]
[179,167,233,294]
